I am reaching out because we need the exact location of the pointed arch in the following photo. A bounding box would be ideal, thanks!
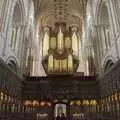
[6,56,19,73]
[10,0,26,51]
[103,56,115,72]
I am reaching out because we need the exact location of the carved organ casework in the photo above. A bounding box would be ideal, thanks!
[42,23,79,75]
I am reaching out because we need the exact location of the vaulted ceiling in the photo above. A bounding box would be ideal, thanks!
[33,0,87,32]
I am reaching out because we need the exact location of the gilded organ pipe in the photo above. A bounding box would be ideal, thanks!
[48,54,54,72]
[72,27,78,56]
[43,27,49,58]
[54,59,60,72]
[59,60,62,72]
[50,37,56,49]
[65,37,71,49]
[62,59,67,72]
[68,54,73,72]
[57,27,64,52]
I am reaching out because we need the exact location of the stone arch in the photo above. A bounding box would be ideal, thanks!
[6,56,19,73]
[10,0,26,51]
[103,56,115,72]
[12,0,25,25]
[104,59,114,72]
[12,2,22,24]
[98,1,110,25]
[95,0,112,55]
[95,0,110,25]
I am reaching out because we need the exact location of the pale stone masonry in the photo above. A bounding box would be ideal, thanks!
[0,0,120,77]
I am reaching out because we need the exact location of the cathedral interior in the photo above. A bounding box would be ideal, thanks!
[0,0,120,120]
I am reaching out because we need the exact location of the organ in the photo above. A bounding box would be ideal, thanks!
[42,23,79,75]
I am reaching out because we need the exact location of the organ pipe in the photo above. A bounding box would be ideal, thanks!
[59,60,62,72]
[72,27,78,56]
[68,54,73,72]
[43,27,49,57]
[54,59,60,72]
[62,59,67,72]
[65,37,71,49]
[48,54,54,72]
[57,27,64,51]
[50,37,56,49]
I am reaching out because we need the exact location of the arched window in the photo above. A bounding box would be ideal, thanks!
[54,59,60,72]
[11,2,22,52]
[99,2,111,55]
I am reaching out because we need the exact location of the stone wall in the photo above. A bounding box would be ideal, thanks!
[0,0,35,75]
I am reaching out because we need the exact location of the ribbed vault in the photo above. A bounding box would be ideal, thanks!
[33,0,87,33]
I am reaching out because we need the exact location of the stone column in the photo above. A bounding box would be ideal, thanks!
[99,26,107,54]
[17,25,24,58]
[20,25,27,73]
[1,0,11,33]
[108,0,120,35]
[94,26,103,75]
[0,0,6,32]
[106,0,115,38]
